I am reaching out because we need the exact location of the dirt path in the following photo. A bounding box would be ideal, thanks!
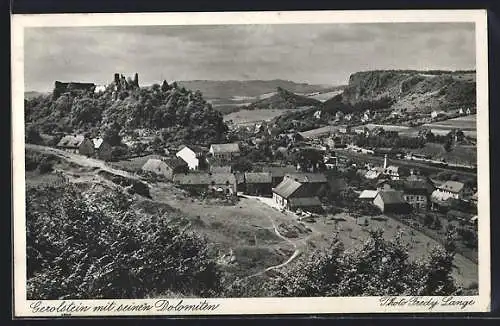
[27,144,140,180]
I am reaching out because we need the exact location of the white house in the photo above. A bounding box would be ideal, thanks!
[92,137,112,161]
[431,180,465,201]
[176,145,203,170]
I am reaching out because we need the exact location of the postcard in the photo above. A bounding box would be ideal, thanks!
[11,9,490,316]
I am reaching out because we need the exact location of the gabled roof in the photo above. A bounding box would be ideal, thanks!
[359,190,379,199]
[289,197,322,208]
[163,157,188,170]
[284,173,327,183]
[438,181,465,193]
[173,173,236,185]
[376,190,406,205]
[244,172,272,184]
[177,145,205,155]
[262,166,297,178]
[210,143,240,153]
[272,178,303,198]
[57,134,86,148]
[402,180,434,195]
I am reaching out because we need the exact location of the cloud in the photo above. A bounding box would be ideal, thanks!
[24,23,475,91]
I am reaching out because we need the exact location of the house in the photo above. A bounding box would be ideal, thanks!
[288,197,324,213]
[359,190,379,201]
[313,110,322,119]
[272,178,323,213]
[283,173,328,196]
[384,165,401,180]
[373,190,410,213]
[92,138,112,161]
[324,157,338,170]
[365,167,385,180]
[142,158,188,180]
[432,180,466,201]
[176,145,206,170]
[210,165,232,173]
[56,134,95,156]
[243,172,273,196]
[401,180,432,211]
[209,143,240,161]
[173,173,237,195]
[262,166,297,187]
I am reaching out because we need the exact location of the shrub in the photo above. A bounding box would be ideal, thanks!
[26,184,221,299]
[265,230,458,297]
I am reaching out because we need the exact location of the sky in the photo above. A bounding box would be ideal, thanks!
[24,23,476,92]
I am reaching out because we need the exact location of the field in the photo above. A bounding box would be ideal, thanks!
[303,212,477,288]
[422,114,477,137]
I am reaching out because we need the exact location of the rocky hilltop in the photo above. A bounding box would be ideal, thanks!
[244,87,322,110]
[340,70,476,112]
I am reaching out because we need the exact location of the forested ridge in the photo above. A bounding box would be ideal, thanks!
[25,76,228,145]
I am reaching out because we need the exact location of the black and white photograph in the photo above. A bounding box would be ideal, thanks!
[12,10,490,316]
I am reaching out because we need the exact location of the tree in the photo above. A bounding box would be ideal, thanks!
[102,121,122,146]
[26,184,222,299]
[25,126,43,144]
[231,158,253,173]
[265,229,458,297]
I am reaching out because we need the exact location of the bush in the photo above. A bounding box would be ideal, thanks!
[26,184,221,299]
[265,230,458,297]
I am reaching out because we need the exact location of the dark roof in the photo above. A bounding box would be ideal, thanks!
[289,197,322,208]
[164,157,188,170]
[262,166,297,178]
[210,143,240,153]
[377,190,406,205]
[272,178,303,198]
[244,172,272,184]
[402,180,434,195]
[210,165,232,173]
[173,173,236,185]
[284,173,327,183]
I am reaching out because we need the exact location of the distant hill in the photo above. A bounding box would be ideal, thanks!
[177,79,333,100]
[25,91,49,99]
[340,70,476,112]
[243,87,322,110]
[272,69,477,134]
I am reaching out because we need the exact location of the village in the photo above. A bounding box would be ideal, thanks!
[49,111,479,266]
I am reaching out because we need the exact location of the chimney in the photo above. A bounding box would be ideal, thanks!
[383,154,388,169]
